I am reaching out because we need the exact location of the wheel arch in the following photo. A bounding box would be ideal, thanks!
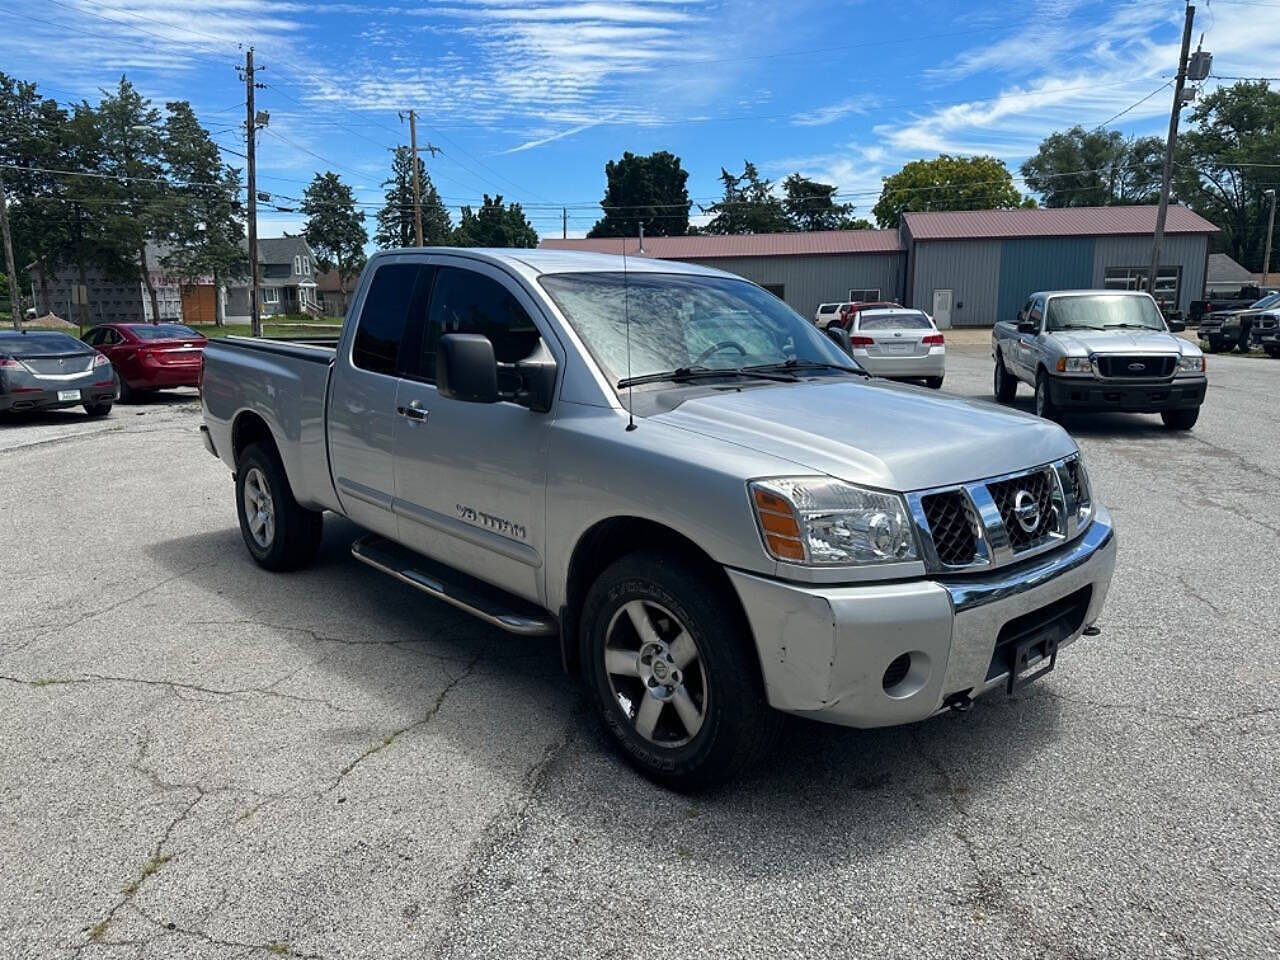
[231,409,280,467]
[559,516,755,679]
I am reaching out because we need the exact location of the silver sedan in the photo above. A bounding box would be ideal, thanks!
[848,308,946,388]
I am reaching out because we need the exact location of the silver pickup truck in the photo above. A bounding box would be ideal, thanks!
[200,249,1116,789]
[992,289,1206,429]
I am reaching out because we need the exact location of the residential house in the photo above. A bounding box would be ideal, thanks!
[315,268,356,319]
[225,236,320,320]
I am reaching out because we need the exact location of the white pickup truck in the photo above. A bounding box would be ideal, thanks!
[200,249,1116,789]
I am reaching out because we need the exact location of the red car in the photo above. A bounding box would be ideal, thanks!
[834,301,903,330]
[82,323,207,401]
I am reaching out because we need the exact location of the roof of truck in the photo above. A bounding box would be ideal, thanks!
[1029,289,1153,299]
[366,246,736,280]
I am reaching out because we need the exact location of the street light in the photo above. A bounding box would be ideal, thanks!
[1263,188,1277,290]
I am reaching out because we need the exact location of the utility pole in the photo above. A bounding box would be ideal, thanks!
[244,48,262,338]
[72,202,90,331]
[1149,3,1196,309]
[407,109,423,246]
[562,207,567,239]
[1262,188,1277,289]
[0,176,20,330]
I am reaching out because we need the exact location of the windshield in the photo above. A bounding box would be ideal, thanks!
[859,312,932,330]
[538,272,852,384]
[126,324,202,340]
[1249,293,1280,310]
[1045,295,1166,332]
[0,332,86,355]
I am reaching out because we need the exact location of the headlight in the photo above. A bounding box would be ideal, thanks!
[749,477,918,565]
[1055,356,1092,375]
[1177,354,1205,375]
[1064,455,1093,527]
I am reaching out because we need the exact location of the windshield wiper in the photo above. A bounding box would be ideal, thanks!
[616,365,798,389]
[743,358,868,377]
[1102,323,1159,330]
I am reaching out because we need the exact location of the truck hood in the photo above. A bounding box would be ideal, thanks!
[648,378,1075,492]
[1053,329,1195,356]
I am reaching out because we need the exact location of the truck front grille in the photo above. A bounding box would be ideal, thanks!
[920,490,980,567]
[1093,354,1176,379]
[987,468,1058,551]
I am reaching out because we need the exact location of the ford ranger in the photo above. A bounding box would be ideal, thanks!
[200,249,1116,789]
[992,289,1206,430]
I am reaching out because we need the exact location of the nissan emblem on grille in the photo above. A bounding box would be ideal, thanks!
[1013,490,1041,533]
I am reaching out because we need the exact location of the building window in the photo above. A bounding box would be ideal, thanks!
[263,287,280,304]
[848,288,881,302]
[761,283,785,300]
[1103,266,1181,311]
[303,256,310,276]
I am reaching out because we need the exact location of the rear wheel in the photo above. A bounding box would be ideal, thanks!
[1264,345,1280,358]
[580,551,781,791]
[83,402,112,418]
[1161,408,1200,430]
[1034,370,1061,423]
[235,442,323,571]
[993,352,1017,402]
[924,376,944,390]
[116,376,137,403]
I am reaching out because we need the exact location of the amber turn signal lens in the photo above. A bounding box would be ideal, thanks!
[751,483,806,562]
[753,487,791,514]
[765,534,805,561]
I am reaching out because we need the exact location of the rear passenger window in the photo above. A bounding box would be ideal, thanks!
[353,264,432,376]
[422,267,540,381]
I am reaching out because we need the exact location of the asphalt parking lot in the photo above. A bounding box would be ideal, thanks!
[3,343,1278,960]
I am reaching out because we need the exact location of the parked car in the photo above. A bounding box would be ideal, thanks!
[1249,307,1280,357]
[829,300,903,331]
[813,302,852,329]
[201,250,1116,789]
[0,329,118,417]
[1198,293,1280,353]
[82,322,207,401]
[846,307,945,388]
[992,290,1206,430]
[1190,286,1277,325]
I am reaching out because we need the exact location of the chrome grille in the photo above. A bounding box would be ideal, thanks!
[987,469,1059,552]
[23,355,94,375]
[1094,354,1176,379]
[920,491,979,567]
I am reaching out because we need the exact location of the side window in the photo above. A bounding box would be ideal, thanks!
[1029,299,1044,329]
[352,263,433,376]
[83,328,102,346]
[422,267,541,384]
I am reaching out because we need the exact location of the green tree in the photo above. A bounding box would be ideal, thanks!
[159,100,245,326]
[702,161,790,235]
[451,194,537,247]
[302,171,368,298]
[587,150,691,238]
[374,146,451,248]
[1175,81,1280,271]
[95,76,166,321]
[782,173,859,230]
[1021,126,1163,208]
[872,154,1025,227]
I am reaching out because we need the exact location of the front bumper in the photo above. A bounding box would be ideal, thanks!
[727,506,1116,728]
[1046,374,1205,412]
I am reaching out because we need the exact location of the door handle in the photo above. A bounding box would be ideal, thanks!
[396,401,428,422]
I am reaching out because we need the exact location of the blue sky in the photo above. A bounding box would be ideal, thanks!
[2,0,1274,239]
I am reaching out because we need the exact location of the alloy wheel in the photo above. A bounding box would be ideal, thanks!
[603,599,708,748]
[242,467,275,549]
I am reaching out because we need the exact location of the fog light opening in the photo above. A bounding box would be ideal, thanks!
[882,650,931,699]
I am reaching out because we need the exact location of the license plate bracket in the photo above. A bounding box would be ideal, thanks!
[1007,629,1059,694]
[57,389,80,402]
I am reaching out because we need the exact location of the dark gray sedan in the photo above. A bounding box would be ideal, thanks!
[0,330,119,418]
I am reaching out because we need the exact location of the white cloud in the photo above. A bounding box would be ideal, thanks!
[499,118,607,154]
[790,96,876,127]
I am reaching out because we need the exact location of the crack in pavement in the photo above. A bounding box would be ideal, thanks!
[115,901,325,958]
[187,617,482,662]
[1032,688,1279,730]
[0,672,356,714]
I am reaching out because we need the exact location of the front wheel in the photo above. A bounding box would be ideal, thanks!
[235,442,323,571]
[1264,345,1280,359]
[1161,408,1200,430]
[1202,338,1221,353]
[1034,370,1061,423]
[993,352,1017,402]
[580,551,781,791]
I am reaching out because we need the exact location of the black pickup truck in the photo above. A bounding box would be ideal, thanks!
[1197,292,1280,353]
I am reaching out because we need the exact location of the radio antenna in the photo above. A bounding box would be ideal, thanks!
[622,235,636,431]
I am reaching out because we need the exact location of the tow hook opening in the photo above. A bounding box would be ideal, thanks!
[1083,624,1101,637]
[944,691,973,714]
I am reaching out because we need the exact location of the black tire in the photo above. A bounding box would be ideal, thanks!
[234,441,323,572]
[1264,345,1280,359]
[1034,370,1062,422]
[1237,331,1250,353]
[993,352,1017,402]
[579,551,781,791]
[924,376,944,390]
[116,376,137,403]
[1203,338,1221,354]
[1161,408,1200,430]
[83,402,112,418]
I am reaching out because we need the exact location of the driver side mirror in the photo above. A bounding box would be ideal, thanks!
[826,325,852,355]
[1017,319,1038,334]
[1166,318,1186,332]
[437,333,499,404]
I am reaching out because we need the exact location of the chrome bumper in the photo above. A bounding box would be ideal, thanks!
[727,506,1116,728]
